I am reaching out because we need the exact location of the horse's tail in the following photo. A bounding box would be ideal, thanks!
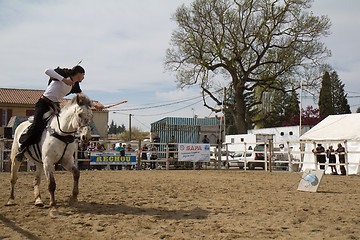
[10,121,31,160]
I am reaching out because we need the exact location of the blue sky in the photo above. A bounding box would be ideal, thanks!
[0,0,359,131]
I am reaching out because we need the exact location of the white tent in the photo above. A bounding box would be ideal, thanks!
[300,113,360,141]
[300,114,360,174]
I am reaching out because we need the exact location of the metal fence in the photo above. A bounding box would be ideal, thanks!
[1,138,359,175]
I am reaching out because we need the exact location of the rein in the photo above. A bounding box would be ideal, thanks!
[56,114,77,135]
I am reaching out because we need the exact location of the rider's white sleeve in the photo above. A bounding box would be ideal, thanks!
[45,68,64,81]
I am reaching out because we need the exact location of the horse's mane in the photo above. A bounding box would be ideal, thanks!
[63,93,92,111]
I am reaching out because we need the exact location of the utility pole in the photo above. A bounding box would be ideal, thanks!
[129,114,132,141]
[222,87,226,138]
[299,79,303,137]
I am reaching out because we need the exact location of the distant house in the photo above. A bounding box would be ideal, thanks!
[0,88,43,136]
[0,88,108,139]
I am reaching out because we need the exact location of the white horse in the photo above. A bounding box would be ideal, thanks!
[6,93,93,217]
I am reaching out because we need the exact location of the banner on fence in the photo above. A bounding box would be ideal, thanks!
[90,152,137,165]
[178,144,210,162]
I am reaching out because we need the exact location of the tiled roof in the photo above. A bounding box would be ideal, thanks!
[0,88,44,105]
[0,88,107,111]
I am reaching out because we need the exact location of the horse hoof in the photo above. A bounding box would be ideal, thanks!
[35,199,44,207]
[5,199,16,206]
[49,209,59,217]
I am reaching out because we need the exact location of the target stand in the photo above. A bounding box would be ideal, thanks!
[297,169,324,192]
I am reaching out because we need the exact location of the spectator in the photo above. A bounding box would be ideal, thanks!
[335,143,346,175]
[169,135,176,158]
[312,143,326,170]
[78,143,86,170]
[96,142,105,152]
[126,143,134,152]
[150,145,158,169]
[202,135,210,144]
[87,142,96,151]
[278,144,288,162]
[326,145,338,175]
[141,144,148,160]
[279,144,287,152]
[115,143,126,157]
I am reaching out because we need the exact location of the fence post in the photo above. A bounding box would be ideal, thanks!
[299,141,305,172]
[265,142,268,172]
[286,141,292,172]
[137,139,142,170]
[313,142,317,169]
[269,139,273,172]
[166,143,169,170]
[217,143,221,169]
[344,140,348,176]
[0,139,4,172]
[225,143,229,170]
[244,142,247,171]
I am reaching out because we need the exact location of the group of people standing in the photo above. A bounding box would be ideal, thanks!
[313,143,346,175]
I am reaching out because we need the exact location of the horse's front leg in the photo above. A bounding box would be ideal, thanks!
[70,166,80,206]
[61,157,80,206]
[33,162,44,207]
[43,161,58,217]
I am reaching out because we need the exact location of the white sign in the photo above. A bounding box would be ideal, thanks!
[178,144,210,162]
[297,169,324,192]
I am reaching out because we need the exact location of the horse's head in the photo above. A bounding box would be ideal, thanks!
[71,94,93,145]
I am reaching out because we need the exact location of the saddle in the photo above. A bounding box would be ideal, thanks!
[21,109,56,137]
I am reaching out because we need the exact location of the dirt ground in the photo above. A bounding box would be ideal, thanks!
[0,169,359,240]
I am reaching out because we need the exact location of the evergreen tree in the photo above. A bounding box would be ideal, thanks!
[108,120,126,135]
[318,71,334,116]
[330,71,351,114]
[260,90,300,128]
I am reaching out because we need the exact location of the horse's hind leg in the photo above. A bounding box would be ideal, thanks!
[61,158,80,206]
[33,162,44,207]
[5,158,22,206]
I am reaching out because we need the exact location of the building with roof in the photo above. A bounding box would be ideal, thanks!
[0,88,108,139]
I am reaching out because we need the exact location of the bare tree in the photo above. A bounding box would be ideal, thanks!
[165,0,331,133]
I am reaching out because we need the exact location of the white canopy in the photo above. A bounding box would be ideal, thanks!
[300,113,360,141]
[300,113,360,175]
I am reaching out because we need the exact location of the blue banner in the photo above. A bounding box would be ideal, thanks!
[90,152,137,165]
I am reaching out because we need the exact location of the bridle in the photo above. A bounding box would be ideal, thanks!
[55,106,92,135]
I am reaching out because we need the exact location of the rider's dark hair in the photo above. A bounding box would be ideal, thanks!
[63,65,85,76]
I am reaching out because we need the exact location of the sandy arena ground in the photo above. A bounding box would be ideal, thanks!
[0,169,359,240]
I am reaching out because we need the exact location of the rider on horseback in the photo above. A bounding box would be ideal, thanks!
[15,65,86,161]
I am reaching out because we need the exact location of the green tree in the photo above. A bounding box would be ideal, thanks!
[165,0,331,133]
[318,71,334,116]
[330,71,351,114]
[318,71,351,116]
[259,90,299,128]
[121,127,149,141]
[108,120,125,135]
